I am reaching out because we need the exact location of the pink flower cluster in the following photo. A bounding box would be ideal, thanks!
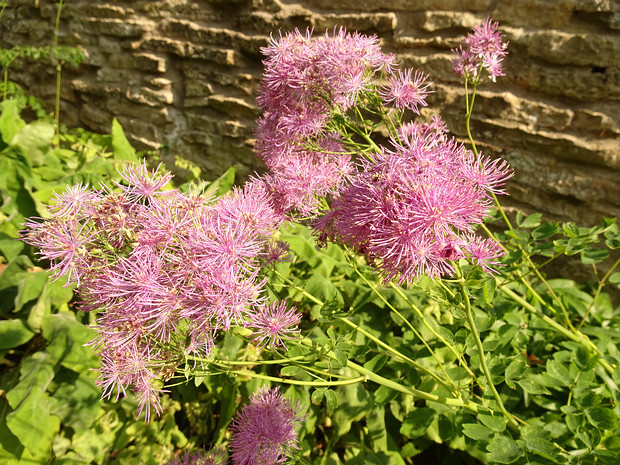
[255,28,435,218]
[22,163,302,420]
[315,122,511,283]
[451,17,509,82]
[230,387,304,465]
[255,24,511,283]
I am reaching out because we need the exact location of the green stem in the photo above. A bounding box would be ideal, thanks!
[274,266,455,391]
[204,366,367,387]
[345,359,483,413]
[350,265,459,393]
[53,0,64,139]
[294,336,485,412]
[339,317,456,394]
[499,285,614,375]
[187,354,308,366]
[454,263,520,430]
[578,255,620,329]
[388,281,480,384]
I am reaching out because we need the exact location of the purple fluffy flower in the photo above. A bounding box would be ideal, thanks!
[451,17,508,82]
[254,28,396,217]
[315,125,511,283]
[380,69,433,113]
[230,387,305,465]
[22,162,287,420]
[247,301,302,349]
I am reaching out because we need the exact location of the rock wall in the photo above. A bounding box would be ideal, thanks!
[1,0,619,226]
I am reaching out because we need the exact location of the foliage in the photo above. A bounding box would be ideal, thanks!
[2,14,620,465]
[0,92,199,464]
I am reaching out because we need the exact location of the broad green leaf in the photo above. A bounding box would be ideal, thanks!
[585,407,618,431]
[280,365,301,377]
[0,319,35,350]
[365,405,388,451]
[462,423,493,441]
[0,99,26,144]
[11,120,54,166]
[483,277,497,306]
[531,221,559,240]
[524,437,565,463]
[331,383,371,436]
[50,371,101,430]
[364,354,388,372]
[581,247,609,265]
[505,358,527,381]
[202,165,237,197]
[517,378,551,395]
[479,409,507,433]
[365,451,406,465]
[41,312,97,372]
[400,407,436,438]
[487,435,523,464]
[518,212,542,229]
[0,255,34,314]
[5,352,60,456]
[14,269,48,312]
[0,237,24,261]
[311,388,325,405]
[111,118,137,162]
[546,360,572,387]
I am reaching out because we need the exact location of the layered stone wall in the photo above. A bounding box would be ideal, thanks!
[1,0,619,226]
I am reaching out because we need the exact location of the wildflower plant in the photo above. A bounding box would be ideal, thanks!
[20,18,620,465]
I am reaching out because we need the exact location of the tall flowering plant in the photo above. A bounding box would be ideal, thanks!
[22,19,620,465]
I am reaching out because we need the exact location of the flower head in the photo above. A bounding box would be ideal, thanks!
[230,387,305,465]
[380,69,433,113]
[247,301,302,349]
[22,162,285,421]
[451,17,508,82]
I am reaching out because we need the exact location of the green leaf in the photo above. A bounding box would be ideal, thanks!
[5,352,60,456]
[334,348,348,367]
[202,165,237,198]
[280,365,301,377]
[517,378,551,395]
[0,319,35,350]
[14,270,48,312]
[41,312,97,372]
[524,437,565,463]
[546,360,572,386]
[479,409,507,433]
[609,272,620,284]
[483,277,497,306]
[311,388,325,405]
[0,237,24,261]
[581,247,609,265]
[0,99,26,144]
[111,118,137,162]
[364,354,388,372]
[400,407,436,438]
[531,221,559,240]
[324,389,338,415]
[585,407,618,431]
[462,423,493,441]
[487,435,523,464]
[505,358,527,383]
[518,212,542,229]
[11,120,54,166]
[51,371,101,430]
